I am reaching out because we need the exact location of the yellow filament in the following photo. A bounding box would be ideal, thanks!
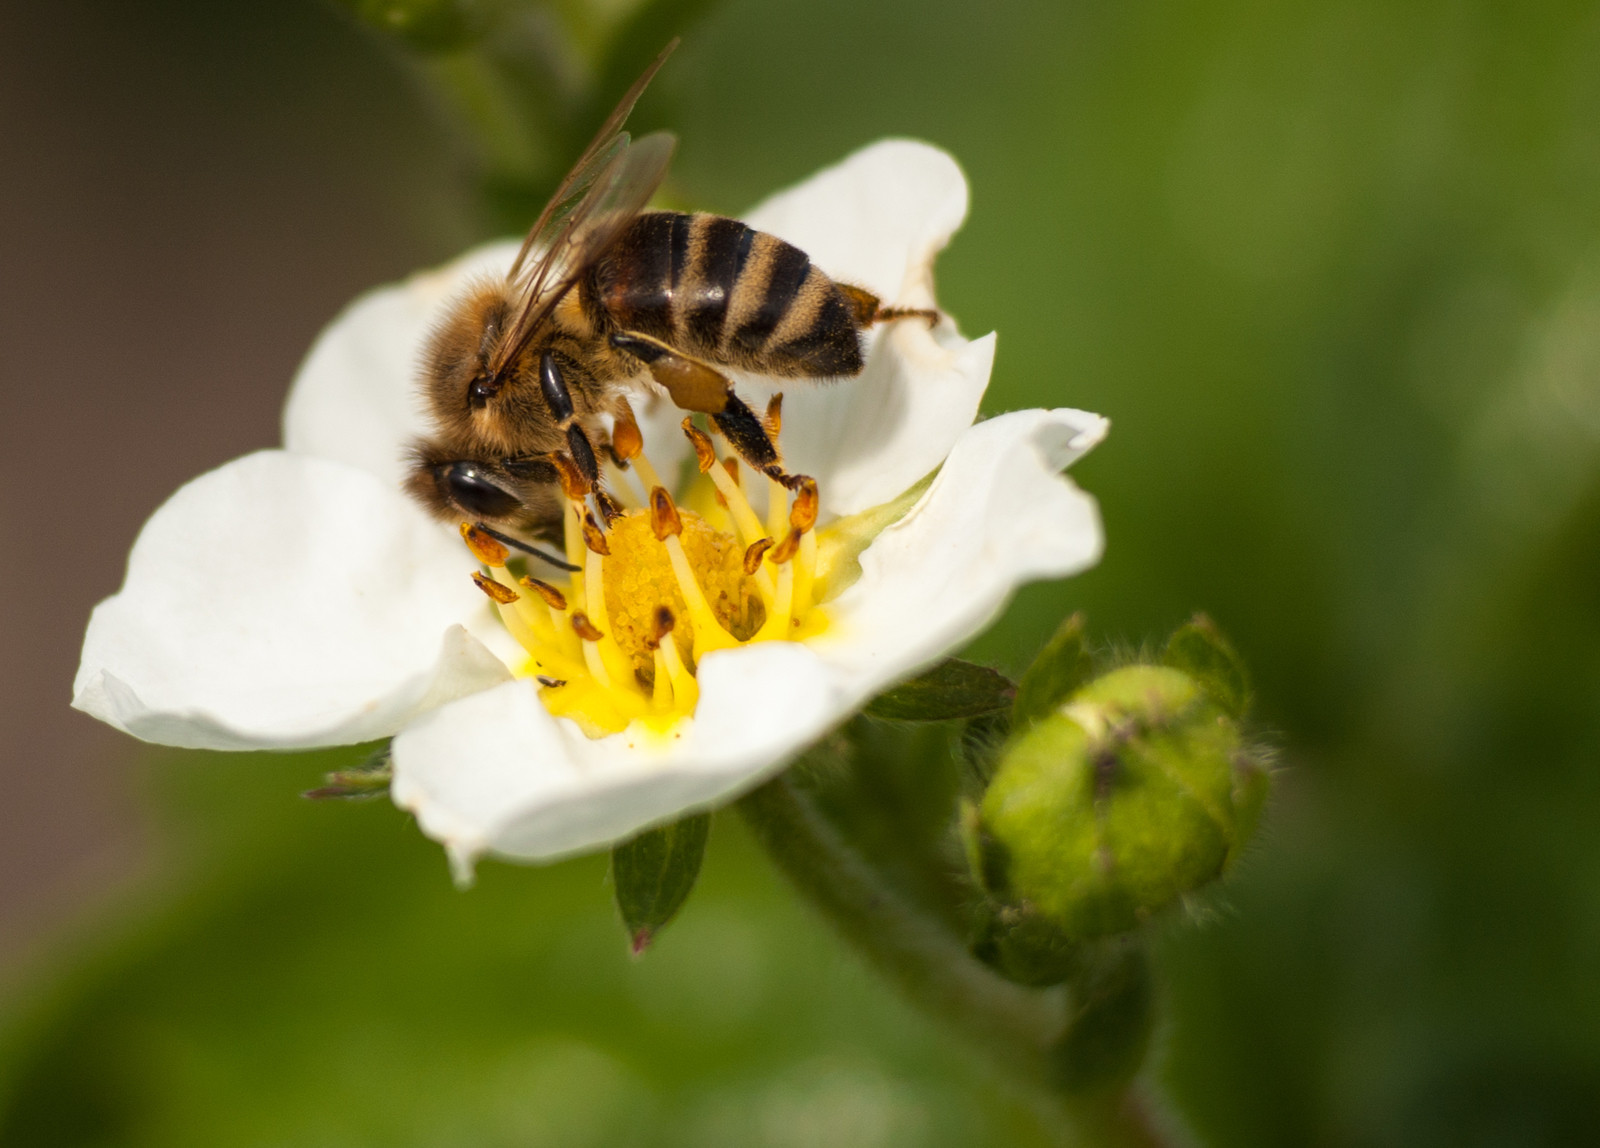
[630,450,666,502]
[658,630,699,710]
[663,534,740,659]
[767,475,789,544]
[651,646,673,708]
[586,551,639,690]
[755,561,794,641]
[706,459,766,544]
[794,530,817,618]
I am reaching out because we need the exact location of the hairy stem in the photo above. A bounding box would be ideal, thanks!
[738,771,1182,1147]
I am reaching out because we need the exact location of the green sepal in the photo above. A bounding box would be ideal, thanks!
[1012,612,1092,730]
[302,743,392,801]
[865,660,1016,722]
[611,812,710,955]
[1164,612,1251,719]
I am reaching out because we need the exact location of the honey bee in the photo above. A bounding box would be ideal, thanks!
[405,40,933,554]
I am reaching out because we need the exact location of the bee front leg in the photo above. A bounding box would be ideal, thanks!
[609,330,782,475]
[539,350,600,488]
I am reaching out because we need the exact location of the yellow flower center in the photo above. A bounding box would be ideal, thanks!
[461,408,834,742]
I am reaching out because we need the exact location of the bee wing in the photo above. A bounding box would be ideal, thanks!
[494,131,677,375]
[493,42,679,375]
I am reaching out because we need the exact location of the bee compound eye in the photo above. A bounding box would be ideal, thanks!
[441,462,522,519]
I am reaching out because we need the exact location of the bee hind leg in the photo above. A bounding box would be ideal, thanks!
[609,330,786,477]
[836,283,938,329]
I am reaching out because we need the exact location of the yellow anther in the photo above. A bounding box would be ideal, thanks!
[461,522,509,567]
[472,571,519,604]
[650,486,683,540]
[771,527,802,565]
[789,477,818,534]
[582,512,611,556]
[571,612,604,642]
[646,604,676,650]
[744,537,774,574]
[612,407,644,461]
[520,576,567,612]
[552,452,590,500]
[682,417,718,473]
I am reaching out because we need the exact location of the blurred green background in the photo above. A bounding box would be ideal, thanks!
[4,0,1599,1143]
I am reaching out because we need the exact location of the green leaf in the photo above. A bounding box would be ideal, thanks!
[864,659,1016,721]
[1164,612,1251,719]
[1011,612,1092,729]
[611,812,711,954]
[302,743,392,800]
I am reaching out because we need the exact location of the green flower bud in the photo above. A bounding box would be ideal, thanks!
[974,662,1269,946]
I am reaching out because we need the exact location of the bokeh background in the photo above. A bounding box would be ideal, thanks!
[3,0,1599,1143]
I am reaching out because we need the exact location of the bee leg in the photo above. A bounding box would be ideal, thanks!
[610,331,732,415]
[540,350,600,488]
[835,283,939,329]
[609,330,785,475]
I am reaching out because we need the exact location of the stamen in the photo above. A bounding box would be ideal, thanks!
[582,512,611,556]
[472,571,519,604]
[645,607,678,708]
[657,623,698,710]
[461,522,509,567]
[612,406,644,461]
[536,675,567,688]
[744,537,774,574]
[650,485,739,658]
[789,478,818,533]
[794,530,818,618]
[755,561,794,641]
[552,453,590,500]
[770,527,802,566]
[572,612,604,642]
[683,417,718,473]
[767,474,789,544]
[520,576,567,612]
[646,604,676,650]
[649,486,682,540]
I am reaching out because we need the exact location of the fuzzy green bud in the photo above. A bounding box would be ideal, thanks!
[974,663,1268,946]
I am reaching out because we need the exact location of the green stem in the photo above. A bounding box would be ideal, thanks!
[738,772,1181,1147]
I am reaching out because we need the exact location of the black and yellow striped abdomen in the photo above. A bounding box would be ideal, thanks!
[589,211,867,379]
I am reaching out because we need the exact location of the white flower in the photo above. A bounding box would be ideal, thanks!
[73,140,1108,876]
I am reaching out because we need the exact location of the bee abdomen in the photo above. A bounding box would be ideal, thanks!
[596,211,865,380]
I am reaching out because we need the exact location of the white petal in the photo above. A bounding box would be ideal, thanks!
[282,241,521,484]
[73,450,512,750]
[391,642,840,869]
[810,408,1110,705]
[743,138,969,307]
[736,140,992,517]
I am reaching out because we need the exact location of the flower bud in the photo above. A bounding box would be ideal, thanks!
[973,662,1269,950]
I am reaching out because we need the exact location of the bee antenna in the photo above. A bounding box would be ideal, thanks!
[471,523,581,572]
